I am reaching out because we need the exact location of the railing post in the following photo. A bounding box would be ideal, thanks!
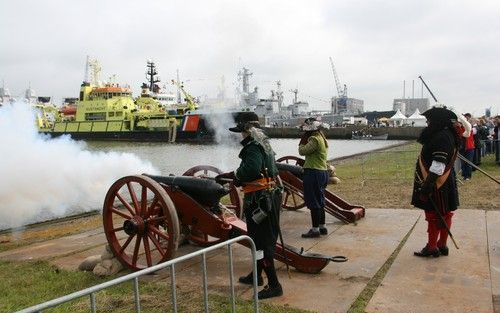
[227,244,236,312]
[202,253,209,313]
[170,264,177,313]
[250,245,259,313]
[133,277,141,313]
[90,293,96,313]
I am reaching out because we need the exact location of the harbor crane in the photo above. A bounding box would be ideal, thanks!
[329,57,347,114]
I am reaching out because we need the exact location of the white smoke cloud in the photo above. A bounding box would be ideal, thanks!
[0,103,159,230]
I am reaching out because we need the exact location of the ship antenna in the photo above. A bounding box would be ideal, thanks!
[176,69,181,103]
[84,55,90,83]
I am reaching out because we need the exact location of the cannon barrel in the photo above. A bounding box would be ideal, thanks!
[145,174,229,207]
[276,162,304,179]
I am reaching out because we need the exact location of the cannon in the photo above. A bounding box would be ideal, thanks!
[102,165,341,272]
[277,156,365,223]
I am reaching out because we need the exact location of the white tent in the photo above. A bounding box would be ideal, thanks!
[389,109,407,126]
[406,108,427,127]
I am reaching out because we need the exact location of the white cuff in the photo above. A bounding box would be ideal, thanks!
[429,160,446,175]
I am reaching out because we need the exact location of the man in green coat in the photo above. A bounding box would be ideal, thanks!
[216,112,283,299]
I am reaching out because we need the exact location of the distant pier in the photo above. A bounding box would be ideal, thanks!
[263,126,423,140]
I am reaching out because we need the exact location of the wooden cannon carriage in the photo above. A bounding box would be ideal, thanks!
[276,156,365,223]
[102,164,343,273]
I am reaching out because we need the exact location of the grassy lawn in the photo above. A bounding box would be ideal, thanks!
[1,260,310,313]
[331,142,499,210]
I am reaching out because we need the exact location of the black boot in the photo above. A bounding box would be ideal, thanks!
[319,227,328,235]
[301,229,320,238]
[258,283,283,299]
[414,245,440,258]
[238,272,263,286]
[438,246,449,256]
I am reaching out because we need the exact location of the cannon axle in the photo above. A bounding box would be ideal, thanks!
[123,218,144,236]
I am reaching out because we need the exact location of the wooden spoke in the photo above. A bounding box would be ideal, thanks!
[116,192,136,216]
[110,207,132,220]
[150,225,170,241]
[127,182,140,214]
[143,235,152,267]
[119,234,135,254]
[112,226,124,232]
[132,235,141,266]
[147,232,166,258]
[140,185,147,217]
[146,196,159,218]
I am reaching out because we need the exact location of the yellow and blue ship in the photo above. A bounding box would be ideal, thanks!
[35,59,218,142]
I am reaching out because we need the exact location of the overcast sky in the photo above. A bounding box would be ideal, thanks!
[1,0,499,116]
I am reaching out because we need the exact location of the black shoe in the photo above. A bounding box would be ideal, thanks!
[438,246,449,256]
[301,229,320,238]
[258,283,283,299]
[414,246,440,258]
[319,227,328,235]
[238,272,263,286]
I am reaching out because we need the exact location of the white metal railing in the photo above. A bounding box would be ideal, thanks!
[16,235,259,313]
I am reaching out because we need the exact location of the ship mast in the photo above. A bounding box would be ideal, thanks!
[290,88,299,104]
[276,80,283,111]
[88,59,102,87]
[238,67,252,94]
[145,60,160,92]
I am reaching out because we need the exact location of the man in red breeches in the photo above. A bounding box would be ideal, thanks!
[411,106,461,257]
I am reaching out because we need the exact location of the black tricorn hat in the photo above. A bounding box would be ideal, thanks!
[421,106,457,124]
[229,112,261,132]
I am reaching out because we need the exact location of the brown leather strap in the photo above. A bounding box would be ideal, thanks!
[418,149,457,189]
[241,177,274,194]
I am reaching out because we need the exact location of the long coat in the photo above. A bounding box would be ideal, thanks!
[411,128,459,213]
[235,136,281,258]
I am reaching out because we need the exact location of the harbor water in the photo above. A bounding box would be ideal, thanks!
[86,139,408,175]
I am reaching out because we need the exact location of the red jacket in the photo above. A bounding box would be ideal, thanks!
[456,125,475,150]
[464,132,475,150]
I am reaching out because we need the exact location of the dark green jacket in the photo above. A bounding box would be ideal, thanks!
[235,136,278,183]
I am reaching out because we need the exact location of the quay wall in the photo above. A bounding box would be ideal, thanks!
[263,126,423,140]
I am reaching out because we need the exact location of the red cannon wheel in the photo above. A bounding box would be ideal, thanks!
[277,156,306,210]
[103,175,180,271]
[276,155,305,167]
[182,165,223,177]
[182,165,243,246]
[182,165,242,218]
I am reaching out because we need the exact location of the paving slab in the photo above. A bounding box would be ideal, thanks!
[487,211,500,312]
[366,210,493,313]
